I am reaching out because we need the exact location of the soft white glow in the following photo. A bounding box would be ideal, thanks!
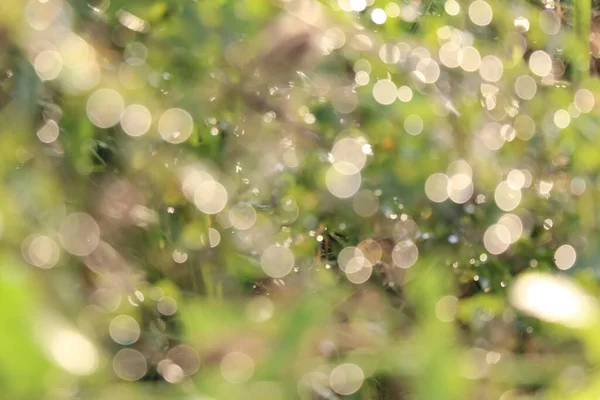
[510,273,598,328]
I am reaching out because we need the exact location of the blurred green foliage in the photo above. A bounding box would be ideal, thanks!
[3,0,600,399]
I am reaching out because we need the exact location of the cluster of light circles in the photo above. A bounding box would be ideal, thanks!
[336,238,418,284]
[86,87,193,143]
[26,0,103,92]
[326,136,370,199]
[545,88,597,130]
[338,0,414,25]
[437,24,503,81]
[368,41,445,105]
[476,120,519,152]
[166,344,201,377]
[483,213,523,255]
[424,159,474,204]
[178,165,228,215]
[25,0,192,146]
[113,340,200,383]
[337,246,373,284]
[371,67,439,106]
[21,234,61,269]
[155,344,200,384]
[299,362,366,397]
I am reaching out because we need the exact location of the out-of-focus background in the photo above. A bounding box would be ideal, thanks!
[2,0,600,398]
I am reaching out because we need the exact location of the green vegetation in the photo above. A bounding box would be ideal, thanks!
[2,0,600,398]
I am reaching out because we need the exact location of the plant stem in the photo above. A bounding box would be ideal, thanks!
[574,0,592,81]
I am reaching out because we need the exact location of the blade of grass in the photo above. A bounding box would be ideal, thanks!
[573,0,592,81]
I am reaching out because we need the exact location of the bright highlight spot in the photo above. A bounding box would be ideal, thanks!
[261,245,295,278]
[510,273,598,328]
[86,89,125,129]
[159,108,194,144]
[59,213,100,257]
[34,50,63,81]
[330,363,364,395]
[468,1,493,26]
[121,104,152,137]
[371,8,387,24]
[373,79,397,105]
[554,244,576,270]
[391,241,418,269]
[113,348,147,381]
